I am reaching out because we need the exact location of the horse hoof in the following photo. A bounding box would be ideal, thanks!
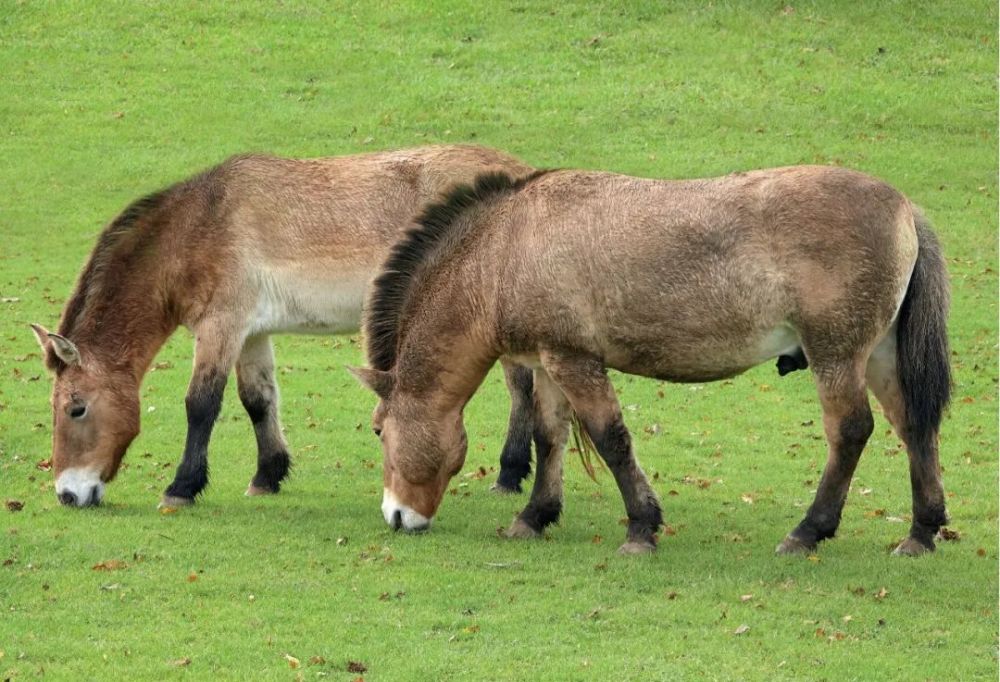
[618,540,656,555]
[245,483,277,497]
[490,482,521,495]
[775,535,815,555]
[504,518,541,539]
[892,537,934,556]
[158,495,194,510]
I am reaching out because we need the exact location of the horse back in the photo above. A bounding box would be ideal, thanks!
[495,166,917,380]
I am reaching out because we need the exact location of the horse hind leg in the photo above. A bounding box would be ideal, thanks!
[777,359,874,554]
[866,334,948,555]
[505,367,569,538]
[237,335,292,495]
[492,360,534,494]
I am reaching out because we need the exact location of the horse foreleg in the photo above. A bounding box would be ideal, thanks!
[505,368,569,538]
[542,353,662,554]
[237,335,292,496]
[493,360,534,494]
[777,365,873,554]
[161,319,242,508]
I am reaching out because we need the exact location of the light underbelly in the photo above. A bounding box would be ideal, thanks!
[248,267,371,336]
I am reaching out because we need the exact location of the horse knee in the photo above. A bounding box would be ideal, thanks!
[186,370,226,427]
[587,418,632,467]
[839,407,874,452]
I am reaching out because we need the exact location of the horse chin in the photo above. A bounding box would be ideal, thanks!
[381,488,433,532]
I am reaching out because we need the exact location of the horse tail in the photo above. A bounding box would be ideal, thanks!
[896,206,951,451]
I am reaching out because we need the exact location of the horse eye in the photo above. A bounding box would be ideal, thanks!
[69,404,87,420]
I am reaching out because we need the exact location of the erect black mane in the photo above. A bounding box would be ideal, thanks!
[364,169,551,371]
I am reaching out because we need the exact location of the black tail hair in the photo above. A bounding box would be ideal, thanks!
[896,207,951,450]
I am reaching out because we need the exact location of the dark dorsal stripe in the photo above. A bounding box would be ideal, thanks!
[365,169,551,371]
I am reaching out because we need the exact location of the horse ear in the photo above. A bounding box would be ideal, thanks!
[31,324,80,365]
[30,323,50,351]
[347,366,394,399]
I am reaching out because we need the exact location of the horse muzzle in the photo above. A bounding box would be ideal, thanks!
[55,468,105,507]
[382,488,432,532]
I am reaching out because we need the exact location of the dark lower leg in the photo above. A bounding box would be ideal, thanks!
[509,371,568,535]
[587,417,663,548]
[902,434,948,551]
[783,402,873,550]
[494,363,534,493]
[164,368,228,501]
[237,339,291,493]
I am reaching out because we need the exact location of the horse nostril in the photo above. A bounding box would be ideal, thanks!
[59,491,78,506]
[390,509,402,530]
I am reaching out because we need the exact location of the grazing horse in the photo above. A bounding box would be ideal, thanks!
[32,145,538,508]
[351,166,951,556]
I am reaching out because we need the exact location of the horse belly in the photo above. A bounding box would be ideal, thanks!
[606,323,801,383]
[248,266,370,336]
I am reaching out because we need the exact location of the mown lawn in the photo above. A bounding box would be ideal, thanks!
[1,2,996,680]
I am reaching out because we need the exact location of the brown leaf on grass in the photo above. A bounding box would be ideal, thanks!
[36,459,52,471]
[733,624,750,635]
[186,571,198,582]
[347,661,367,673]
[938,527,960,541]
[740,594,753,602]
[662,525,677,537]
[5,500,24,512]
[666,591,679,600]
[976,548,986,557]
[740,494,754,505]
[285,654,300,669]
[814,627,826,638]
[309,656,326,665]
[873,587,889,601]
[171,657,191,667]
[92,559,127,571]
[863,508,885,519]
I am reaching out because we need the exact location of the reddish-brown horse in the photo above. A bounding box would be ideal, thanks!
[353,166,950,556]
[33,145,538,508]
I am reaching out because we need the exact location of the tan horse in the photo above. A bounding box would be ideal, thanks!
[32,145,538,508]
[352,167,951,556]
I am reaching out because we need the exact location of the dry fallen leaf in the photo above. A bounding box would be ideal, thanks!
[740,594,753,602]
[347,661,367,673]
[171,657,191,667]
[733,624,750,635]
[186,571,198,583]
[938,527,960,541]
[92,560,127,571]
[285,654,300,669]
[874,587,889,601]
[5,500,24,512]
[309,656,326,665]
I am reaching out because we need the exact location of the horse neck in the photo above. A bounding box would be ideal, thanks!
[66,259,178,383]
[395,269,499,415]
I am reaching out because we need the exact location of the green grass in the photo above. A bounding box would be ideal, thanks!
[1,1,997,679]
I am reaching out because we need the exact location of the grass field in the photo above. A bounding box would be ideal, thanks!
[1,2,997,680]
